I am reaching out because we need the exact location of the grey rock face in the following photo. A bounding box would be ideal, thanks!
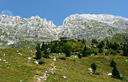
[0,14,128,47]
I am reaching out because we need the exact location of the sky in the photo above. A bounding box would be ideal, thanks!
[0,0,127,25]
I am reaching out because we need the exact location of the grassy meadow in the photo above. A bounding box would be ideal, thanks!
[0,48,128,82]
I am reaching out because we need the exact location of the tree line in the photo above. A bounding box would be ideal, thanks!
[35,37,128,60]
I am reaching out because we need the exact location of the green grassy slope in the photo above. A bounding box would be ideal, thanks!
[46,55,128,82]
[0,48,128,82]
[0,48,36,82]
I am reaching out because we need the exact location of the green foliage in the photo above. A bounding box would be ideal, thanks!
[97,41,104,49]
[35,34,128,58]
[110,60,121,79]
[35,50,42,60]
[36,43,41,51]
[91,63,97,74]
[82,46,92,57]
[123,44,128,56]
[110,60,117,67]
[77,53,82,59]
[50,41,62,53]
[82,46,87,57]
[38,60,44,65]
[35,43,42,60]
[82,39,86,44]
[59,56,66,60]
[122,35,128,56]
[112,66,120,79]
[62,42,72,57]
[42,49,50,58]
[107,42,119,50]
[99,48,103,53]
[41,42,47,51]
[92,39,98,44]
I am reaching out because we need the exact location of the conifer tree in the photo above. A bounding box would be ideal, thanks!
[112,66,120,78]
[91,63,97,74]
[35,43,42,60]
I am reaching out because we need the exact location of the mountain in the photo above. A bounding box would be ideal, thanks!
[58,14,128,40]
[0,15,58,47]
[0,14,128,47]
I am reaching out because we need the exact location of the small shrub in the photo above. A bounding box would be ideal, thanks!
[35,50,42,60]
[59,57,66,60]
[92,39,98,44]
[35,43,42,60]
[91,63,97,74]
[112,66,120,79]
[38,60,44,65]
[43,50,50,58]
[77,54,82,59]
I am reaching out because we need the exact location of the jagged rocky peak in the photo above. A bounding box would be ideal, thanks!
[0,15,56,28]
[0,14,128,47]
[26,16,56,27]
[63,14,128,27]
[0,15,58,47]
[59,14,128,40]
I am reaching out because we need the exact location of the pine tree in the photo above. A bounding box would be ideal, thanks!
[112,66,120,79]
[77,53,82,59]
[92,39,98,44]
[82,39,86,44]
[43,49,50,58]
[91,63,97,74]
[123,44,128,56]
[35,43,42,60]
[82,46,87,57]
[97,41,104,49]
[122,35,128,56]
[62,43,72,57]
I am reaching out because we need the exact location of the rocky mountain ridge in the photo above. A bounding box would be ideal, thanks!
[0,14,128,47]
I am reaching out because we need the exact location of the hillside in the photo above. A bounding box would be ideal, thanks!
[0,48,128,82]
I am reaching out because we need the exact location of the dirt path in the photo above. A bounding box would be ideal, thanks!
[34,56,57,82]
